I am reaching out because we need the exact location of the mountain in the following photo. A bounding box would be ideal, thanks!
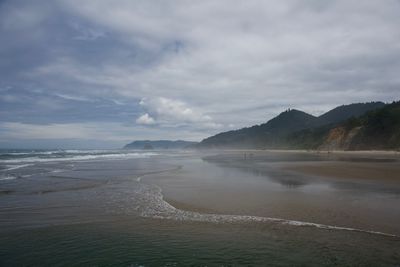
[315,102,385,126]
[313,101,400,150]
[285,101,388,150]
[197,102,388,149]
[199,109,316,148]
[124,140,198,150]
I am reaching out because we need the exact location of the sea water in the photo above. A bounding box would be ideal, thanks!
[0,149,399,266]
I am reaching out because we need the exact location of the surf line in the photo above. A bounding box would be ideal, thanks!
[154,185,398,238]
[136,167,398,238]
[135,166,182,182]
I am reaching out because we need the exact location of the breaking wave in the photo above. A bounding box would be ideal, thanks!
[112,173,398,238]
[0,150,158,164]
[142,184,397,237]
[3,164,33,171]
[0,174,17,181]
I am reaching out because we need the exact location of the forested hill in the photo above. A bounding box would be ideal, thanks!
[196,101,395,150]
[288,101,400,150]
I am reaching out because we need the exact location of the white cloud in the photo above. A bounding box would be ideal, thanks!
[55,93,94,102]
[0,122,97,140]
[2,0,400,145]
[138,97,222,129]
[140,97,210,122]
[34,1,400,128]
[0,2,49,31]
[69,21,106,41]
[136,113,155,125]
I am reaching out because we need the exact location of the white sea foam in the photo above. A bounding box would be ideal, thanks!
[119,173,398,238]
[1,149,109,155]
[3,164,33,171]
[2,151,61,156]
[64,149,115,154]
[0,152,159,163]
[148,185,397,237]
[51,169,66,173]
[0,174,17,181]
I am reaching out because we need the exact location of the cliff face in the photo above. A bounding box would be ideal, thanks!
[316,101,400,151]
[197,101,399,151]
[319,126,362,150]
[198,102,388,149]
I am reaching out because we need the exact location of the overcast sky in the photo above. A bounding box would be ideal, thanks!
[1,0,400,148]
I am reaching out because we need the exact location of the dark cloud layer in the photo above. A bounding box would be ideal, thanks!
[1,0,399,148]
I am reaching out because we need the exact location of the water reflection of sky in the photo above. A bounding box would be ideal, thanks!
[201,154,400,197]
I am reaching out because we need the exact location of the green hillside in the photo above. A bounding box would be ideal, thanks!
[347,101,400,150]
[287,101,400,150]
[197,102,387,149]
[200,109,316,148]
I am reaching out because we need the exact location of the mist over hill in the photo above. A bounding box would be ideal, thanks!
[124,140,198,150]
[196,101,399,150]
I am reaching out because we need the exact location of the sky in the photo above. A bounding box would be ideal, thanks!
[1,0,400,149]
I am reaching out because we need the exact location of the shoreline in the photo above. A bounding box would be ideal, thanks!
[144,150,400,236]
[197,148,400,156]
[164,198,217,214]
[283,161,400,183]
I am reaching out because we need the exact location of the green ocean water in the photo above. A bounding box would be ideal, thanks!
[1,219,399,267]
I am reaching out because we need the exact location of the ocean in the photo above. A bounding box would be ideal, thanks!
[0,149,399,266]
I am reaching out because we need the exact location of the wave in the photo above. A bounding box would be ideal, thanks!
[0,174,17,181]
[144,185,397,237]
[1,149,157,156]
[3,164,33,171]
[0,151,62,156]
[63,149,120,154]
[0,152,159,163]
[124,173,398,238]
[0,149,115,155]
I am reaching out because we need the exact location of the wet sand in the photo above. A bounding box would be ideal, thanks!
[267,149,400,183]
[165,198,218,214]
[200,149,400,183]
[147,150,400,236]
[284,161,400,183]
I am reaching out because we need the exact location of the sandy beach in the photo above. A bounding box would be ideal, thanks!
[284,161,400,183]
[147,150,400,236]
[200,149,400,182]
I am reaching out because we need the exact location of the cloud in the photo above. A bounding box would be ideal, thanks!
[0,121,205,144]
[139,97,210,122]
[0,122,98,140]
[136,113,155,125]
[0,1,50,31]
[55,93,94,102]
[69,21,106,41]
[30,1,400,111]
[1,0,400,147]
[138,97,222,129]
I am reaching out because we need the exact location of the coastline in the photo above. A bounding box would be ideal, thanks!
[144,150,400,236]
[214,149,400,183]
[164,198,218,214]
[283,161,400,183]
[197,148,400,156]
